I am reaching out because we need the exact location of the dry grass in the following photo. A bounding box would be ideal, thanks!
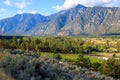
[92,53,120,58]
[0,69,15,80]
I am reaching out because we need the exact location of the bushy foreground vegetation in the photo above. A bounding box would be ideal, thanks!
[53,53,120,79]
[0,49,116,80]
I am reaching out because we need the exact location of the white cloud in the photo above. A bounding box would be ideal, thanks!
[17,10,39,14]
[30,11,39,14]
[3,0,30,9]
[54,0,120,10]
[4,0,11,6]
[15,1,27,8]
[0,8,7,12]
[17,10,24,14]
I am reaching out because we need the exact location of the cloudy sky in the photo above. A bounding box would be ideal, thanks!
[0,0,120,19]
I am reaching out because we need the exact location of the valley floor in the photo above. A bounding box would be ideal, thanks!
[0,36,120,79]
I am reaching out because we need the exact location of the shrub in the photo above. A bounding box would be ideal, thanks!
[99,58,120,79]
[76,54,91,68]
[92,62,101,70]
[0,49,117,80]
[53,54,62,60]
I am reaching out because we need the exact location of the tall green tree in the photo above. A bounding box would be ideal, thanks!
[117,41,120,52]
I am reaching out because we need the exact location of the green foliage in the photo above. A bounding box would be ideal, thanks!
[114,60,120,78]
[117,41,120,52]
[0,37,103,54]
[92,62,101,70]
[0,49,110,80]
[53,54,62,60]
[76,54,91,68]
[0,37,120,79]
[77,54,84,61]
[99,58,120,79]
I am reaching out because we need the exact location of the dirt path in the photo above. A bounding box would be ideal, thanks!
[90,53,120,60]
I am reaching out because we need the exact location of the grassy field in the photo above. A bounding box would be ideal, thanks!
[40,52,104,64]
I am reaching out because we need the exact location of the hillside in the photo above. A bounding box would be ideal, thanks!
[0,5,120,36]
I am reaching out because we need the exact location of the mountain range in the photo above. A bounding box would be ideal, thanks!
[0,5,120,36]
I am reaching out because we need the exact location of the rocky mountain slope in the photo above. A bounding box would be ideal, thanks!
[0,5,120,36]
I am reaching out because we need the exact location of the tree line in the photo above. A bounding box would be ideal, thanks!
[0,37,106,54]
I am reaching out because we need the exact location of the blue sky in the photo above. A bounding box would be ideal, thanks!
[0,0,120,20]
[0,0,64,19]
